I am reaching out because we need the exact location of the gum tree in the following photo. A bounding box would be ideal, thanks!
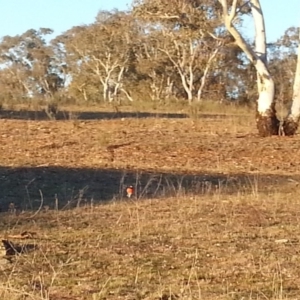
[0,28,64,100]
[60,11,135,103]
[218,0,300,136]
[134,0,226,104]
[283,27,300,135]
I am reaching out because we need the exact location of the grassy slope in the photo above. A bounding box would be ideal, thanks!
[0,107,300,299]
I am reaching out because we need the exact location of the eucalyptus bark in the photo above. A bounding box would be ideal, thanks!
[219,0,279,136]
[282,27,300,135]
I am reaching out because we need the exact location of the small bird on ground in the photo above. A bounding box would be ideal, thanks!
[126,186,134,198]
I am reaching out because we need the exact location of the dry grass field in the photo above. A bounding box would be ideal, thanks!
[1,106,300,299]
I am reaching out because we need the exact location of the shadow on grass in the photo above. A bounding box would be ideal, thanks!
[0,109,187,120]
[0,165,298,211]
[0,109,236,121]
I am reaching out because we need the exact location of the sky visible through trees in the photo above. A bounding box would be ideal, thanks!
[0,0,298,42]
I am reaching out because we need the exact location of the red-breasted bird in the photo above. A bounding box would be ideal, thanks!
[126,186,134,198]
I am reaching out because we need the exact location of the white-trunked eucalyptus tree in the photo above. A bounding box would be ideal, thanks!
[283,28,300,135]
[218,0,300,136]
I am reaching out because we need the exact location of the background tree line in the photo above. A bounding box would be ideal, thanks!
[0,0,297,109]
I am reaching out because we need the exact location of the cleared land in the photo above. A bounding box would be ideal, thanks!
[1,108,300,299]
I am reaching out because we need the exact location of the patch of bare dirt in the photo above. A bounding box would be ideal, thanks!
[1,117,300,174]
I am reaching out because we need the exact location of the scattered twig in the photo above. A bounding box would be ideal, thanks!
[5,231,37,240]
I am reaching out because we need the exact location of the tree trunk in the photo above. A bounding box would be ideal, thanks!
[251,0,279,136]
[197,43,221,102]
[158,46,194,104]
[219,0,279,136]
[186,89,193,105]
[178,71,193,104]
[103,82,109,101]
[254,60,279,136]
[282,27,300,136]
